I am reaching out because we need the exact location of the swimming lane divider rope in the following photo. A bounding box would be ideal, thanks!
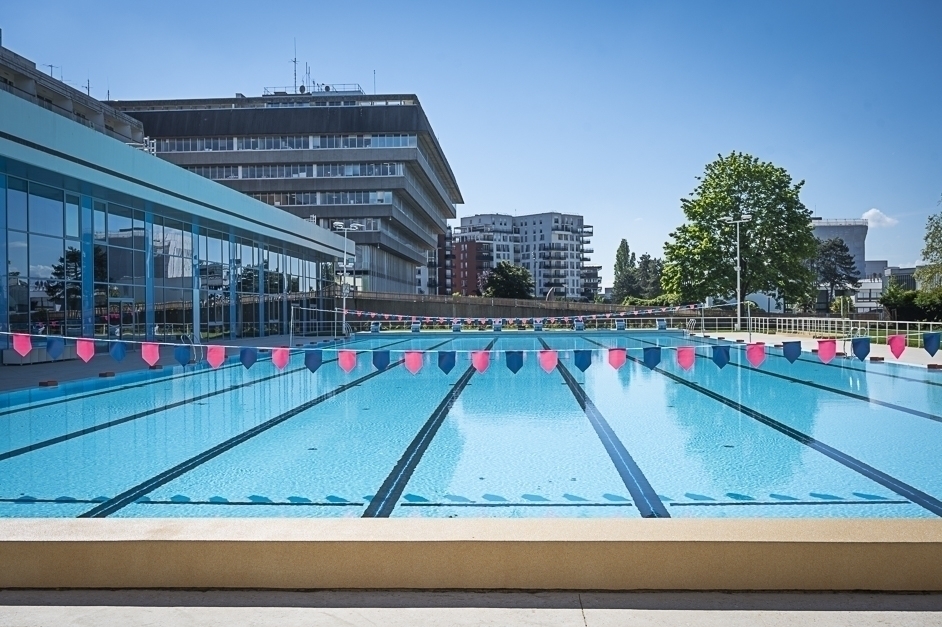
[630,336,942,424]
[539,338,669,519]
[682,334,942,389]
[362,338,499,518]
[78,337,457,518]
[0,338,417,464]
[581,337,942,518]
[0,335,379,419]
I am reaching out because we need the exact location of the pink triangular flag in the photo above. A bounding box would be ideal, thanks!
[538,350,558,373]
[12,333,31,357]
[817,339,836,364]
[608,348,627,370]
[338,350,356,373]
[76,339,95,363]
[404,351,423,375]
[677,346,695,371]
[272,347,289,370]
[206,345,225,368]
[142,342,160,366]
[746,343,766,367]
[887,335,906,359]
[471,350,490,373]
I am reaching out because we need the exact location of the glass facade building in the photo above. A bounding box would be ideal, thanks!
[0,46,349,357]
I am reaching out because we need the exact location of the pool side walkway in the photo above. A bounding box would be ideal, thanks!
[0,335,338,393]
[1,589,940,626]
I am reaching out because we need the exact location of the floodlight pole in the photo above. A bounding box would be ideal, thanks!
[724,214,752,332]
[333,222,363,337]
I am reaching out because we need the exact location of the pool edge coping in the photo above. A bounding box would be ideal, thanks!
[2,519,941,591]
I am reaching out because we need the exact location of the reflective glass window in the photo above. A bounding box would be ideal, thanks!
[108,204,134,246]
[65,195,80,238]
[29,234,62,279]
[94,203,107,243]
[7,177,27,231]
[28,183,64,237]
[8,230,28,277]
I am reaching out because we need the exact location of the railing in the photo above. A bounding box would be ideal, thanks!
[775,317,942,348]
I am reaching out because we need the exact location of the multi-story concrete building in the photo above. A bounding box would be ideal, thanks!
[0,42,348,356]
[453,212,594,299]
[811,218,868,275]
[110,86,462,294]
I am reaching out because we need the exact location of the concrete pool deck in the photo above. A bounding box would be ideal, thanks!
[2,589,942,626]
[1,518,941,591]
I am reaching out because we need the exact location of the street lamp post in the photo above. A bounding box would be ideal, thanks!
[723,214,752,332]
[333,221,363,336]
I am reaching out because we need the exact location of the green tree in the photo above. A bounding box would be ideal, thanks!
[483,261,534,299]
[815,237,861,306]
[829,295,855,316]
[879,280,920,320]
[636,253,664,299]
[611,239,638,303]
[914,201,942,288]
[661,152,818,305]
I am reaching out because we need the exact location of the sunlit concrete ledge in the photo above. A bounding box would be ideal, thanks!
[1,519,941,590]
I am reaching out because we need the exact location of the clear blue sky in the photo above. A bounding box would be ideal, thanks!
[3,0,940,285]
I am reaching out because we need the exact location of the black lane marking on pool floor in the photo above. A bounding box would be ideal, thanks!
[539,338,669,518]
[78,338,456,518]
[582,338,942,518]
[683,334,942,388]
[0,338,415,464]
[626,336,942,424]
[0,335,376,418]
[363,339,499,518]
[399,502,634,507]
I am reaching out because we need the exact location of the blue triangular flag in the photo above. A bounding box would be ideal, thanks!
[372,350,390,371]
[109,341,127,362]
[46,336,64,360]
[174,345,191,366]
[305,349,322,373]
[505,351,523,374]
[712,345,730,369]
[438,351,456,374]
[643,346,661,369]
[925,332,940,357]
[574,349,592,372]
[240,347,258,369]
[782,341,802,364]
[851,337,870,361]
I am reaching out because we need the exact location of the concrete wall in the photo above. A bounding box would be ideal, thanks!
[2,519,940,590]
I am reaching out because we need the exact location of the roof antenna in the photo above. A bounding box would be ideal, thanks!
[292,38,297,94]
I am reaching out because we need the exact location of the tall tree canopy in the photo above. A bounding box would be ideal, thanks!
[814,237,861,304]
[636,253,664,299]
[661,152,818,305]
[611,239,638,303]
[914,202,942,288]
[483,261,534,299]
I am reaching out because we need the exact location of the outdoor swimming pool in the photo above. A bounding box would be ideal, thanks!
[1,331,940,519]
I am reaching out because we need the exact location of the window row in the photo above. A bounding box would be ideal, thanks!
[187,162,404,181]
[250,190,393,207]
[156,134,417,152]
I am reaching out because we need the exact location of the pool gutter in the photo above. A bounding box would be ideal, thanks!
[1,518,940,590]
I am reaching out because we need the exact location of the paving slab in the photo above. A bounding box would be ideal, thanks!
[1,590,940,627]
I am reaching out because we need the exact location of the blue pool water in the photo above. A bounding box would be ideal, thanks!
[1,331,941,519]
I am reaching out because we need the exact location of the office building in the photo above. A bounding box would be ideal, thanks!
[454,212,594,299]
[111,85,463,294]
[1,42,348,359]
